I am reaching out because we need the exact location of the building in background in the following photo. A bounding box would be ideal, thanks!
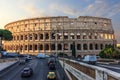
[3,16,116,56]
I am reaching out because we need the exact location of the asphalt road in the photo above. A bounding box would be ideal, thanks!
[0,57,69,80]
[97,63,120,73]
[75,58,120,73]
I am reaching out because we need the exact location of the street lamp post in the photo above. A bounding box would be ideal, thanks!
[58,21,65,80]
[62,25,65,80]
[62,22,65,70]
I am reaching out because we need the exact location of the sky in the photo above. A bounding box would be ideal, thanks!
[0,0,120,43]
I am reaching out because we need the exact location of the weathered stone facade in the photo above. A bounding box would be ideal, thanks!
[3,16,116,56]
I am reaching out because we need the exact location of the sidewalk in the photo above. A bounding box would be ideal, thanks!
[0,61,17,71]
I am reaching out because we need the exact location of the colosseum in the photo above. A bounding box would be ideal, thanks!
[3,16,116,56]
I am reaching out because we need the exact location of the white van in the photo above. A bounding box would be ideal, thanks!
[83,55,97,65]
[37,53,46,59]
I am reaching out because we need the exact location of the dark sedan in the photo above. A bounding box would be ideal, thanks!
[49,63,56,70]
[21,67,33,77]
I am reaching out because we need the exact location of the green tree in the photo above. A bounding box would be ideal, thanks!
[0,29,13,51]
[0,29,13,40]
[99,45,120,59]
[117,46,120,49]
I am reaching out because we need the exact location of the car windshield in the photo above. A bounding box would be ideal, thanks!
[24,69,29,72]
[49,73,55,76]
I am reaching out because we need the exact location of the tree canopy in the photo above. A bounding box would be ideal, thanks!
[0,29,13,40]
[99,45,120,59]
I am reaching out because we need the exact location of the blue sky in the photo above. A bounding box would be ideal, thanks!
[0,0,120,43]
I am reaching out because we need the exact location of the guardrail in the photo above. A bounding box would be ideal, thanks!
[59,58,120,80]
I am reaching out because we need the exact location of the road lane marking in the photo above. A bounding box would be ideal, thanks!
[56,70,61,80]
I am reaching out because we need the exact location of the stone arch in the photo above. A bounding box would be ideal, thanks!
[64,43,68,50]
[100,44,103,50]
[39,33,43,39]
[39,44,43,50]
[76,33,80,39]
[20,35,23,40]
[45,33,49,39]
[51,33,55,39]
[70,33,75,39]
[29,34,33,40]
[58,44,62,50]
[83,32,87,39]
[88,33,92,39]
[51,44,55,50]
[17,35,19,40]
[34,33,38,40]
[45,44,49,50]
[95,44,98,50]
[89,43,93,50]
[29,44,32,50]
[24,35,27,40]
[83,43,87,50]
[64,33,68,39]
[25,45,27,50]
[77,44,81,50]
[34,44,37,50]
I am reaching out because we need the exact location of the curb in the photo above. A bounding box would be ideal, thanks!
[0,61,18,77]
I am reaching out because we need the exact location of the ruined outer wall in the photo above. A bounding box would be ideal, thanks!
[4,16,116,56]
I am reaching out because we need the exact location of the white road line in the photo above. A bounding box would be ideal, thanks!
[56,70,61,80]
[99,65,120,70]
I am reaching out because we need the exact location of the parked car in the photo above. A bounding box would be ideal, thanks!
[83,55,97,65]
[21,67,33,77]
[47,72,56,80]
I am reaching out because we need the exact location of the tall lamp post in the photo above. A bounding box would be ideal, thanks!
[55,25,65,80]
[62,22,65,70]
[72,41,76,58]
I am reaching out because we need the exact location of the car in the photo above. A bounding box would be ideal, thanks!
[49,63,56,70]
[47,72,56,80]
[37,53,46,59]
[45,55,50,58]
[26,56,32,60]
[19,59,26,64]
[83,55,97,65]
[48,58,55,66]
[21,67,33,77]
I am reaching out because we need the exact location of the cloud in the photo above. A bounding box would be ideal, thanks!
[49,0,120,18]
[83,0,120,18]
[50,3,79,16]
[106,3,120,17]
[21,4,47,17]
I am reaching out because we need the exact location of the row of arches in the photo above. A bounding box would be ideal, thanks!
[4,43,114,52]
[13,32,114,41]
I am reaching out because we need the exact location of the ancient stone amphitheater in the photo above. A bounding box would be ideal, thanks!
[3,16,116,56]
